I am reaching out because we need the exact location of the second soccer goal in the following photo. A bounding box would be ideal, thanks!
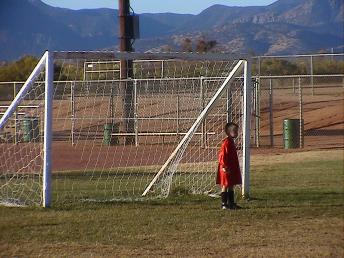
[0,51,252,207]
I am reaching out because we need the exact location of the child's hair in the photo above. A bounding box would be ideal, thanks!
[224,122,239,132]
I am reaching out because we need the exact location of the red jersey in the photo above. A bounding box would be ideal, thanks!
[216,137,242,187]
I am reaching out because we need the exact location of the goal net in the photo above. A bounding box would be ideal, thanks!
[0,51,252,207]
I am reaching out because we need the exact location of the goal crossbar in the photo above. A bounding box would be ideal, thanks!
[53,51,250,61]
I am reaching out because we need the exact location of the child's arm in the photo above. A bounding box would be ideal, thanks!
[219,140,231,173]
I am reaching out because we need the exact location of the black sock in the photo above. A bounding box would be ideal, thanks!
[221,192,228,206]
[228,190,235,206]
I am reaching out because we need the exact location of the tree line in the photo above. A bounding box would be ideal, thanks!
[1,55,342,83]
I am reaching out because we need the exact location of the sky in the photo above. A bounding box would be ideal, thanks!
[42,0,276,14]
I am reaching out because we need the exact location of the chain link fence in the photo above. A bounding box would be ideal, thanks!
[1,53,344,151]
[253,74,343,150]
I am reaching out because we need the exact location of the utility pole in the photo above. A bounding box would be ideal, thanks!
[119,0,133,54]
[119,0,135,144]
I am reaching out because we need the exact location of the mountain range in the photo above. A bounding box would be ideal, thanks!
[0,0,343,60]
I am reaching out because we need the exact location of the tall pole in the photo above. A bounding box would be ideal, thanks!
[269,78,274,147]
[310,55,314,96]
[299,77,304,149]
[13,83,18,144]
[71,82,75,146]
[119,0,132,54]
[242,60,252,199]
[43,51,53,208]
[200,77,206,148]
[119,0,135,144]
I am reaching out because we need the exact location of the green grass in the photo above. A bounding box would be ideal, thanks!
[0,151,343,257]
[0,165,216,205]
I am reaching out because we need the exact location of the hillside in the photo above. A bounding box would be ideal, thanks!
[139,0,344,54]
[0,0,343,60]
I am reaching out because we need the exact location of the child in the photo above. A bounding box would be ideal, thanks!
[216,122,242,210]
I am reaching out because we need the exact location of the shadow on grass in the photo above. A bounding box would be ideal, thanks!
[50,194,214,211]
[244,197,266,201]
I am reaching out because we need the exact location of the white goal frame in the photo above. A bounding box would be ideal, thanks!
[142,60,252,197]
[0,51,252,207]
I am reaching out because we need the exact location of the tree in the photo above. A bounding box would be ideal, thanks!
[260,59,306,75]
[181,38,193,52]
[181,37,217,53]
[196,39,217,53]
[0,56,40,100]
[0,56,38,82]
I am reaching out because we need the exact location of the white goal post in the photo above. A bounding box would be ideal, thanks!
[0,51,252,207]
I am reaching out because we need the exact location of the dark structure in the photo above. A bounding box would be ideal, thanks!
[118,0,139,144]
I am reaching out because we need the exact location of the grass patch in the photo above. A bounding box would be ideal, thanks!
[0,150,343,257]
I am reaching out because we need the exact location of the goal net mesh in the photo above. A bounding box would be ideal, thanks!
[0,52,249,206]
[0,65,46,206]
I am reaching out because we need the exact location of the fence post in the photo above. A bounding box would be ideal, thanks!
[252,80,256,146]
[13,83,18,144]
[269,78,274,147]
[292,77,295,94]
[161,60,164,78]
[226,83,232,123]
[257,56,261,148]
[256,78,261,147]
[109,79,115,145]
[83,62,87,81]
[299,77,304,148]
[110,82,115,119]
[176,95,180,139]
[310,55,314,96]
[134,79,139,147]
[70,81,75,146]
[200,76,206,147]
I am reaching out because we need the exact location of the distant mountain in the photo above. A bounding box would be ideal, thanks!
[0,0,343,60]
[139,0,344,55]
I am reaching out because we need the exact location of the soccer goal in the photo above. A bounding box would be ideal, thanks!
[0,51,252,207]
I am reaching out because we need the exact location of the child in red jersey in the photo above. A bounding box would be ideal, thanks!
[216,122,242,210]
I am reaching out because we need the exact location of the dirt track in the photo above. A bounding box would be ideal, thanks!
[1,84,343,173]
[258,87,344,149]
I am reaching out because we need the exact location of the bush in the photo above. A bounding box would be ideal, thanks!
[0,56,39,82]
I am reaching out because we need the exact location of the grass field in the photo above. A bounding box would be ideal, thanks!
[0,150,343,257]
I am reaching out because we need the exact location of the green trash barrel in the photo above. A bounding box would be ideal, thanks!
[103,123,119,145]
[22,117,40,142]
[283,119,304,149]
